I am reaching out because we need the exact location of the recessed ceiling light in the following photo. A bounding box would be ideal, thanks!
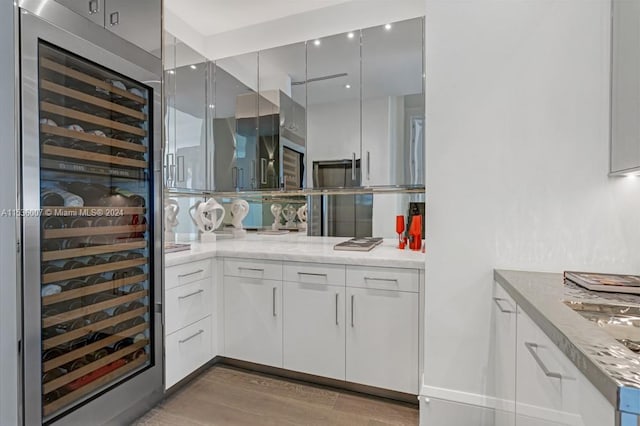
[384,23,392,30]
[190,64,197,70]
[209,104,215,109]
[313,39,321,46]
[168,70,175,75]
[347,32,355,39]
[345,84,351,89]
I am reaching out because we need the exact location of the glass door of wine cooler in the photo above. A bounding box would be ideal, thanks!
[21,8,162,426]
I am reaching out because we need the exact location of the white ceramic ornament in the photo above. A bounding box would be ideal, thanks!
[164,198,180,242]
[282,204,297,228]
[296,203,307,230]
[230,199,250,238]
[189,198,225,242]
[270,203,282,230]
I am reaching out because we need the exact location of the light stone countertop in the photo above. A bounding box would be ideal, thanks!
[165,234,425,269]
[495,269,640,415]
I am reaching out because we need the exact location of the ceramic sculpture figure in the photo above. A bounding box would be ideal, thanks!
[189,197,225,242]
[297,203,307,230]
[282,204,297,228]
[270,203,282,230]
[230,199,250,238]
[164,198,180,242]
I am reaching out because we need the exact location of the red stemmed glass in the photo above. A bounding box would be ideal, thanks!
[396,215,405,249]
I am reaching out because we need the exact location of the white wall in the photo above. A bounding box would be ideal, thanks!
[204,0,425,60]
[0,3,19,426]
[423,0,640,423]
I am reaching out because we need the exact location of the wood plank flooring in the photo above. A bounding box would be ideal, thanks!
[134,365,419,425]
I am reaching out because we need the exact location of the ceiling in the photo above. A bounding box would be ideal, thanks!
[165,0,352,37]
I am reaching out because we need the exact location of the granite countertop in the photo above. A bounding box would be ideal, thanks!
[494,270,640,414]
[165,234,425,269]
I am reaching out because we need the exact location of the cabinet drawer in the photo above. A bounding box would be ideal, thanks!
[165,278,211,335]
[224,258,282,281]
[346,265,419,292]
[284,262,345,286]
[165,315,213,389]
[166,258,212,290]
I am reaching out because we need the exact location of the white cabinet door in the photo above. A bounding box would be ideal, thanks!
[283,282,345,380]
[493,282,517,426]
[224,276,283,368]
[346,287,419,393]
[516,308,581,426]
[165,315,213,389]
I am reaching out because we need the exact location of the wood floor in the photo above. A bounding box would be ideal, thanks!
[134,365,419,425]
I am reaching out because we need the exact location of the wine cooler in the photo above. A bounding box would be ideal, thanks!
[20,5,162,426]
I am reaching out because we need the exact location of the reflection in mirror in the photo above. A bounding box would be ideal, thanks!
[163,33,208,190]
[258,42,307,190]
[306,30,362,189]
[213,52,259,191]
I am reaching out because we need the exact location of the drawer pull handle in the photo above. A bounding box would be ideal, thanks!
[179,329,204,344]
[273,287,277,317]
[351,295,355,327]
[239,267,264,273]
[524,342,563,379]
[493,297,515,314]
[364,277,399,284]
[178,269,204,278]
[335,293,339,325]
[298,272,328,278]
[178,289,204,300]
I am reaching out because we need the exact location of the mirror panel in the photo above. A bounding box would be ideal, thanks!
[213,52,259,191]
[258,42,307,190]
[306,31,362,189]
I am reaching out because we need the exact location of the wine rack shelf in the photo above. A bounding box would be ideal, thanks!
[43,338,149,394]
[42,305,147,350]
[42,257,147,284]
[42,354,149,417]
[42,289,147,328]
[40,80,147,121]
[40,58,147,105]
[42,144,147,169]
[43,224,147,240]
[41,125,147,153]
[42,241,147,262]
[42,273,148,306]
[41,102,146,137]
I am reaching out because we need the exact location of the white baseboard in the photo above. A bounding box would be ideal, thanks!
[420,384,500,410]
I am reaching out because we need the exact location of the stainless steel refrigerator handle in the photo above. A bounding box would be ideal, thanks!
[493,297,516,314]
[351,295,355,327]
[351,152,356,180]
[272,287,277,317]
[176,155,185,182]
[178,269,204,278]
[232,166,238,188]
[89,0,99,14]
[179,329,204,344]
[366,151,370,180]
[261,158,267,184]
[109,11,119,26]
[335,293,339,325]
[178,289,204,300]
[524,342,563,379]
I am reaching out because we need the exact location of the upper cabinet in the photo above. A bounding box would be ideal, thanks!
[362,18,424,187]
[611,0,640,175]
[164,34,209,190]
[164,16,425,192]
[54,0,161,58]
[307,31,362,188]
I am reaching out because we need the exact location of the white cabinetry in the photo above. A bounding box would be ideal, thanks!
[346,266,420,394]
[223,259,283,368]
[283,262,346,380]
[165,258,216,389]
[492,281,615,426]
[492,282,517,426]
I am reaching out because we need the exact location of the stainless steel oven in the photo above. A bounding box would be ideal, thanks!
[19,2,163,424]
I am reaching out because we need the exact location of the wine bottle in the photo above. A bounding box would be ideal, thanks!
[86,256,107,265]
[42,240,63,252]
[41,188,84,207]
[42,263,63,274]
[62,260,85,270]
[40,191,64,207]
[41,284,62,297]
